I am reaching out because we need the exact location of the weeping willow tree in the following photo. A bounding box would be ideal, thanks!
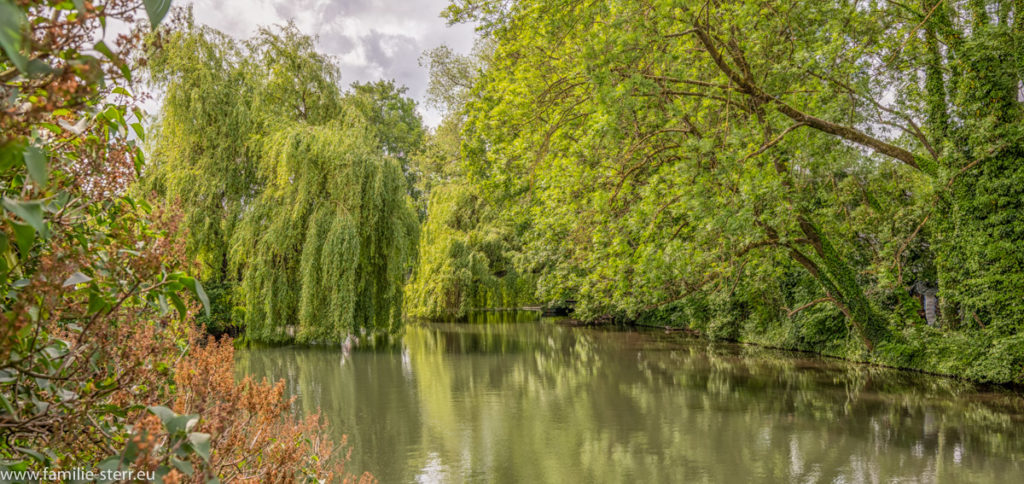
[142,21,260,285]
[403,40,535,320]
[233,118,417,342]
[405,183,535,320]
[143,15,418,341]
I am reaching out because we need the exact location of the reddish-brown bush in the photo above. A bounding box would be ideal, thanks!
[149,334,376,483]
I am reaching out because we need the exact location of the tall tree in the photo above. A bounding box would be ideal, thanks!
[145,19,419,341]
[144,19,346,285]
[233,117,417,341]
[439,0,1024,381]
[348,80,425,197]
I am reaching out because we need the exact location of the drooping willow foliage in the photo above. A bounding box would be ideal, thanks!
[233,121,417,342]
[405,183,535,320]
[142,22,260,285]
[143,15,419,341]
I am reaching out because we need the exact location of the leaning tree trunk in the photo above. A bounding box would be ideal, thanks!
[794,217,894,351]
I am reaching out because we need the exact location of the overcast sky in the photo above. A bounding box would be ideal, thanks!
[186,0,477,127]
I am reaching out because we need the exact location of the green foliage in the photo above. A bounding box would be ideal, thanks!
[348,81,424,165]
[347,80,426,201]
[405,183,534,319]
[233,121,417,342]
[432,0,1024,383]
[932,17,1024,332]
[405,34,537,319]
[143,18,351,283]
[0,0,218,470]
[99,406,213,481]
[419,44,490,115]
[145,19,420,342]
[143,20,264,285]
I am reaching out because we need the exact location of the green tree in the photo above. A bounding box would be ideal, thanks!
[405,183,534,319]
[438,0,1024,382]
[145,19,419,341]
[406,38,537,319]
[348,80,425,197]
[233,118,417,342]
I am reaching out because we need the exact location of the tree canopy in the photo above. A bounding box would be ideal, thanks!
[144,18,419,341]
[422,0,1024,383]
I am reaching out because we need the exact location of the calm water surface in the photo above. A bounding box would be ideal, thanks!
[235,312,1024,483]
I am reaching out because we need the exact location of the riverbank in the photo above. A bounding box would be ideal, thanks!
[237,317,1024,482]
[560,314,1024,388]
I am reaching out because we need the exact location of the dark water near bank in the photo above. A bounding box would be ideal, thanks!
[236,312,1024,483]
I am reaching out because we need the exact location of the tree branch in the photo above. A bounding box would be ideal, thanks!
[786,297,836,317]
[689,25,922,170]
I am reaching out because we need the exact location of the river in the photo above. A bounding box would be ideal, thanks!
[235,312,1024,483]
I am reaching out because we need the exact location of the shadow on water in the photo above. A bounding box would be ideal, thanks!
[236,311,1024,483]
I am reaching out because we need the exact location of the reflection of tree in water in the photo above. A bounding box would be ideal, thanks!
[237,317,1024,483]
[236,344,422,482]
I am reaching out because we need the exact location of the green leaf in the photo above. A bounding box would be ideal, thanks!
[188,432,212,462]
[14,447,47,464]
[94,40,115,60]
[88,289,109,314]
[130,122,146,142]
[97,456,122,474]
[168,292,188,319]
[0,141,25,171]
[62,271,92,287]
[95,41,131,81]
[71,0,87,14]
[148,405,175,424]
[10,221,34,256]
[171,457,194,476]
[3,460,28,472]
[119,437,143,465]
[37,122,61,134]
[180,277,211,317]
[2,198,44,233]
[157,293,169,316]
[0,0,27,73]
[22,145,47,188]
[143,0,173,29]
[25,58,53,77]
[0,392,15,415]
[148,405,199,435]
[133,147,145,174]
[154,466,172,483]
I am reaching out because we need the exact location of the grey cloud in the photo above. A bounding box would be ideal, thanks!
[189,0,477,126]
[360,30,420,78]
[320,0,375,19]
[319,31,357,56]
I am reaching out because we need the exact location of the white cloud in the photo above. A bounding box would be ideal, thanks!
[186,0,477,126]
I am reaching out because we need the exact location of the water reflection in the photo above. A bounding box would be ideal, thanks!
[236,312,1024,483]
